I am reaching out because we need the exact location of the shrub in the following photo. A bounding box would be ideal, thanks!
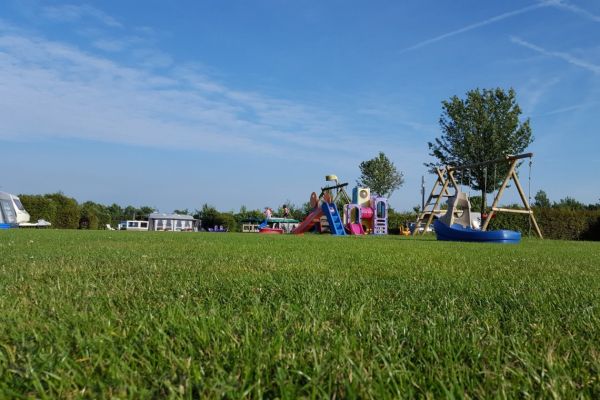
[18,194,57,223]
[488,207,600,241]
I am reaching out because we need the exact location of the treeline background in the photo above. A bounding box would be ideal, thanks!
[18,193,313,231]
[19,192,600,240]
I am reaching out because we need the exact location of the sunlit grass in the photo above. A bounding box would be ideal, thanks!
[1,230,599,398]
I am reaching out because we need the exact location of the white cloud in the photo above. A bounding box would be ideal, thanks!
[92,37,142,52]
[0,28,416,163]
[510,36,600,74]
[42,4,122,28]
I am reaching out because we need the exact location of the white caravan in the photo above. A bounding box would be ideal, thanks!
[0,192,30,225]
[118,220,149,231]
[0,192,51,227]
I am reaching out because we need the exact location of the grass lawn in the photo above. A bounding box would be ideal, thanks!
[0,230,599,398]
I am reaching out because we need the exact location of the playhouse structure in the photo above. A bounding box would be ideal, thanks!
[343,187,388,235]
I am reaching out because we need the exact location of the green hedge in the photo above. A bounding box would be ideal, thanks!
[488,208,600,241]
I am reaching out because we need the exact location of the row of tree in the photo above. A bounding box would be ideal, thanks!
[18,192,316,231]
[19,193,155,229]
[533,191,600,211]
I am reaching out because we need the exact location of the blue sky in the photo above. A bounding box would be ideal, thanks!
[1,0,599,213]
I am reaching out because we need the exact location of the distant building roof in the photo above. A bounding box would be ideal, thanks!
[148,213,196,221]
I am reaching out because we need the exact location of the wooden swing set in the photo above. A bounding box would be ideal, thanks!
[413,153,543,238]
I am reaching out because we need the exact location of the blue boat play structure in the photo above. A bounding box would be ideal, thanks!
[433,191,521,244]
[433,219,521,243]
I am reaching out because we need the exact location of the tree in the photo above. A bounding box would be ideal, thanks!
[554,197,585,210]
[45,192,79,229]
[534,190,551,208]
[357,152,404,198]
[19,194,57,223]
[196,204,222,230]
[427,88,533,212]
[123,206,137,220]
[137,206,155,219]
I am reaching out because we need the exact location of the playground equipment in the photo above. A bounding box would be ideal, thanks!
[0,192,51,229]
[292,175,388,236]
[343,187,388,235]
[414,153,541,239]
[292,176,350,235]
[433,191,521,243]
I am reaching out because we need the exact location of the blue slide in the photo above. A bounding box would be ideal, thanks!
[433,219,520,243]
[258,219,269,229]
[321,202,346,236]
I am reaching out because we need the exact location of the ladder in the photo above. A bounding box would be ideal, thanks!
[412,167,458,236]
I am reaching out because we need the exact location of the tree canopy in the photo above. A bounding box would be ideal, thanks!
[426,87,533,211]
[357,152,404,198]
[534,190,551,208]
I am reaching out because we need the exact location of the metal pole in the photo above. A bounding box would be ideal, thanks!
[421,175,425,212]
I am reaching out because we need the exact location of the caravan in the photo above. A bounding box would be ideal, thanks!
[0,192,51,228]
[0,192,30,227]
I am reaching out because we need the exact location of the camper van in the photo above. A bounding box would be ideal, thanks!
[0,192,30,226]
[118,220,149,231]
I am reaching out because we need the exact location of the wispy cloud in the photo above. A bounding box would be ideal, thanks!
[400,2,548,53]
[545,0,600,22]
[92,37,142,52]
[0,26,414,162]
[536,101,599,116]
[42,4,122,28]
[519,76,561,113]
[510,36,600,74]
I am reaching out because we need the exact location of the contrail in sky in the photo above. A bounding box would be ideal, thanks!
[511,36,600,74]
[400,2,549,53]
[548,0,600,22]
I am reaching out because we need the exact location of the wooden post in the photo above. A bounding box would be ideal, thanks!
[422,175,450,234]
[481,159,517,231]
[412,167,461,236]
[510,171,543,239]
[447,169,459,194]
[413,168,444,236]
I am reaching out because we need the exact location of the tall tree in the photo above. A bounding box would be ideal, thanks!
[534,190,551,208]
[45,192,79,229]
[427,88,533,211]
[357,152,404,198]
[196,203,222,230]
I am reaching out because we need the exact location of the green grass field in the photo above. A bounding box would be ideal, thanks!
[1,230,599,398]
